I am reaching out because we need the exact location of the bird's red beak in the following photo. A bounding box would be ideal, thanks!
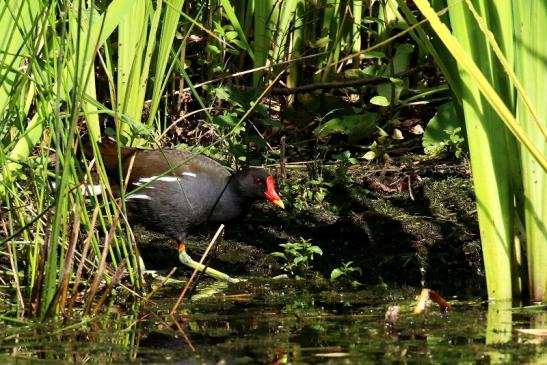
[264,176,285,209]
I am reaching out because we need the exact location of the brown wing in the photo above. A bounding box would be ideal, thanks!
[91,141,230,186]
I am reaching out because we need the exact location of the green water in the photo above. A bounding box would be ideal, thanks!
[1,280,545,364]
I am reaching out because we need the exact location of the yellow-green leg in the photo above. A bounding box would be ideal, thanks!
[178,243,239,283]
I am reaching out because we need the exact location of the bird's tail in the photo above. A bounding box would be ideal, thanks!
[79,138,139,196]
[82,139,138,176]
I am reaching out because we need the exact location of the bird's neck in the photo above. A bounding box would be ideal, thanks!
[208,176,253,222]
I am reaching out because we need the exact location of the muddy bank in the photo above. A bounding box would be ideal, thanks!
[138,156,483,297]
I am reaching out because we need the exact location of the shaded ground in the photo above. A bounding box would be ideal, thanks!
[138,155,483,298]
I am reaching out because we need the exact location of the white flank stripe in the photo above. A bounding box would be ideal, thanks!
[182,172,197,178]
[157,176,179,182]
[126,194,152,201]
[83,184,103,195]
[136,176,179,184]
[137,176,159,184]
[51,181,103,196]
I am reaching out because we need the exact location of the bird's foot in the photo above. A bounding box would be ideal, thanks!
[144,270,184,285]
[178,243,240,283]
[137,256,183,285]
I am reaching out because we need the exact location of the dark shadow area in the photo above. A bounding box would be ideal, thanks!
[138,157,483,298]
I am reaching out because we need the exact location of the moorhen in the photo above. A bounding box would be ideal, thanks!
[85,141,284,282]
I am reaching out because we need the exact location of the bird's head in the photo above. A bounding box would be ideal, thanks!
[236,168,284,209]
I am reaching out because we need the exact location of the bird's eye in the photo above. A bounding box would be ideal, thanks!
[255,177,263,184]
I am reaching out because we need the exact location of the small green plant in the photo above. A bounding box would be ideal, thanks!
[281,177,328,212]
[423,127,466,159]
[271,238,323,278]
[331,150,358,186]
[362,122,405,162]
[443,127,465,158]
[423,102,466,158]
[330,261,363,287]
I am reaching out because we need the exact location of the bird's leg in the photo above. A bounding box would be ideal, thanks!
[178,243,239,283]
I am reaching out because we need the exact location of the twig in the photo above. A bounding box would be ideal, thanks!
[407,175,415,201]
[143,51,328,105]
[235,64,434,95]
[144,267,178,301]
[83,211,120,315]
[169,312,196,352]
[49,202,81,316]
[92,262,126,315]
[170,224,225,314]
[158,107,215,141]
[280,136,286,183]
[7,240,24,316]
[67,206,99,316]
[264,160,337,168]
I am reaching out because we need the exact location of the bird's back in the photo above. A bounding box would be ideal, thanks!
[85,141,262,242]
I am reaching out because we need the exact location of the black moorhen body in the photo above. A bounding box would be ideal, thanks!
[86,141,284,282]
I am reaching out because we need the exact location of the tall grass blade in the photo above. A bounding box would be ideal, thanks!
[513,0,547,303]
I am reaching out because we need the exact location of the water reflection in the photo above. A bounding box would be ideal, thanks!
[1,281,546,364]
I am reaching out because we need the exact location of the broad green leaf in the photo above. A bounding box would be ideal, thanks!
[330,268,344,280]
[244,135,267,148]
[310,36,330,48]
[255,118,283,128]
[370,95,390,106]
[423,101,463,155]
[392,43,414,73]
[315,112,379,143]
[206,44,221,55]
[363,50,386,59]
[362,151,376,160]
[219,0,254,60]
[308,246,323,255]
[213,114,238,128]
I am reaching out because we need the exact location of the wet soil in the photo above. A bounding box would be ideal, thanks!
[138,155,483,298]
[3,158,545,364]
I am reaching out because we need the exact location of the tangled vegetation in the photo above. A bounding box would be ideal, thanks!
[0,0,545,327]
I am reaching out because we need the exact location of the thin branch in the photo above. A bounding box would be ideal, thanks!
[170,224,225,314]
